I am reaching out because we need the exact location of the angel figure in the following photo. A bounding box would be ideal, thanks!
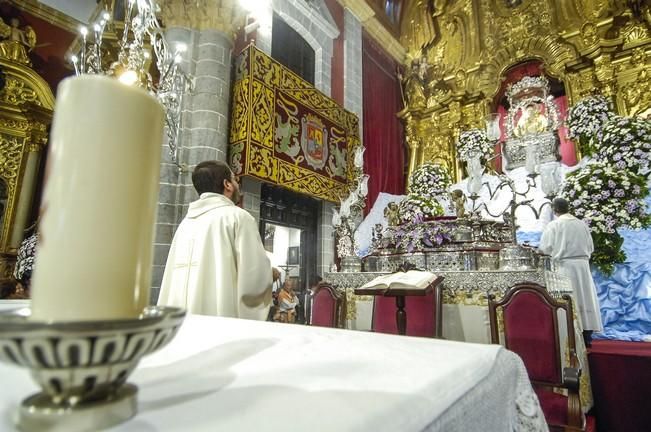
[384,202,401,227]
[449,189,467,219]
[0,17,36,64]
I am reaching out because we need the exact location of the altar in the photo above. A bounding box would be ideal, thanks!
[324,268,594,412]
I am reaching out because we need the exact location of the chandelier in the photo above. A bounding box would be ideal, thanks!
[70,0,192,167]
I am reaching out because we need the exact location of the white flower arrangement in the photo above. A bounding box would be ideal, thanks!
[596,115,651,177]
[457,129,494,161]
[559,160,650,274]
[408,163,452,197]
[336,234,354,258]
[566,95,614,155]
[560,161,649,234]
[398,194,445,224]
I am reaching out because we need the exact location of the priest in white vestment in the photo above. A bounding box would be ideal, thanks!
[158,161,272,320]
[539,198,603,340]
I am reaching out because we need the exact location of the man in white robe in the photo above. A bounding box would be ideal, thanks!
[158,161,272,320]
[539,198,603,343]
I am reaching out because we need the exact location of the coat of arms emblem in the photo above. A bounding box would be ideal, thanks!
[301,114,328,170]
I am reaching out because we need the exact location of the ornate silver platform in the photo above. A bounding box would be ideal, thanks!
[326,269,572,305]
[0,306,186,432]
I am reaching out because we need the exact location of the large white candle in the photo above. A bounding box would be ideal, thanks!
[30,75,165,321]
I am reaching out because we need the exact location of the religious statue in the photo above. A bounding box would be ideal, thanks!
[0,17,36,64]
[384,202,401,227]
[514,103,548,138]
[449,189,467,219]
[398,59,427,109]
[371,223,384,252]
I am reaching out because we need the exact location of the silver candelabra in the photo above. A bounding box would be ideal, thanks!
[70,0,193,167]
[332,146,369,270]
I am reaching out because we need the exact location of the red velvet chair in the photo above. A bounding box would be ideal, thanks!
[309,283,346,328]
[371,283,443,338]
[488,282,588,432]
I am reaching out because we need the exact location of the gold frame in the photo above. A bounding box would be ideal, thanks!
[0,49,54,277]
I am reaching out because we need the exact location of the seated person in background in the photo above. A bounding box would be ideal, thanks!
[274,278,300,323]
[267,267,282,321]
[0,279,27,299]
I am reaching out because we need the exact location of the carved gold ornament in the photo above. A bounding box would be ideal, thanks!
[398,0,651,181]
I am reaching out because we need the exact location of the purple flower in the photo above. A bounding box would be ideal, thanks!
[614,189,625,197]
[608,180,617,188]
[626,200,639,212]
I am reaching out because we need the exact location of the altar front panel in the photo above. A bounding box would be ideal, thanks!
[328,270,555,343]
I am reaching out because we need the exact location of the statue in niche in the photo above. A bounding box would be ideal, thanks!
[514,103,548,138]
[0,17,36,64]
[398,59,427,109]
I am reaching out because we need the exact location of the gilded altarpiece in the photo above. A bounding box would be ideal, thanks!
[399,0,651,180]
[0,22,53,277]
[229,46,361,203]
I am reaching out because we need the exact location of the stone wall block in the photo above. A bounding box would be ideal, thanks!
[157,203,178,225]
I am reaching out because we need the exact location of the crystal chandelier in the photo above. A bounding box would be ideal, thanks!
[70,0,192,166]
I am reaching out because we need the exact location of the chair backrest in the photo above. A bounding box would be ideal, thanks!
[371,284,443,338]
[309,283,346,328]
[488,282,576,386]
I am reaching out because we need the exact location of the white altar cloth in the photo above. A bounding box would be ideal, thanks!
[0,314,547,431]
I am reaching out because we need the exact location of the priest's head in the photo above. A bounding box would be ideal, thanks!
[551,197,569,216]
[192,160,241,204]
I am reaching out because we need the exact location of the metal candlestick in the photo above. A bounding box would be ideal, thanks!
[468,170,556,270]
[0,306,185,432]
[468,173,554,245]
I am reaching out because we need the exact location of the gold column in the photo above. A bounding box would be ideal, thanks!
[0,21,54,277]
[9,144,41,248]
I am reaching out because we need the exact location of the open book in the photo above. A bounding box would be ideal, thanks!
[358,270,439,291]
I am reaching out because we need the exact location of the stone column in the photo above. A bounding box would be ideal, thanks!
[150,0,244,302]
[343,8,364,138]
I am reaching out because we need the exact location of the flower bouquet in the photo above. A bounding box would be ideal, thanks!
[457,129,493,161]
[408,163,452,197]
[398,194,445,224]
[596,115,651,177]
[559,161,651,274]
[393,217,452,253]
[566,95,614,156]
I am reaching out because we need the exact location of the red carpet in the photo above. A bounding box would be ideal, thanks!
[588,340,651,432]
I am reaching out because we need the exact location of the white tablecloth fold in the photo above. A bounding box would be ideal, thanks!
[0,314,547,431]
